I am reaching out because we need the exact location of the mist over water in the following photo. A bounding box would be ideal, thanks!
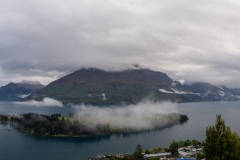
[11,99,182,131]
[73,101,180,131]
[14,97,63,107]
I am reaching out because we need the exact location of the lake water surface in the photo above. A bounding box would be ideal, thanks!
[0,101,240,160]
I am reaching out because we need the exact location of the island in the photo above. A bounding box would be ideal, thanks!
[0,113,188,137]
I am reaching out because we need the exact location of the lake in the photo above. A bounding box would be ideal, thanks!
[0,101,240,160]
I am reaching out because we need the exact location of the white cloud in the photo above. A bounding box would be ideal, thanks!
[14,97,63,107]
[73,101,180,130]
[177,79,186,85]
[175,72,187,76]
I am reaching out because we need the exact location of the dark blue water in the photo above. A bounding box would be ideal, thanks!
[0,101,240,160]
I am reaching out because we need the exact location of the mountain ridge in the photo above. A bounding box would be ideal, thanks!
[0,81,45,101]
[3,68,240,104]
[27,68,177,105]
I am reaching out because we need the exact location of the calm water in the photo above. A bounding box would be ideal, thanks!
[0,101,240,160]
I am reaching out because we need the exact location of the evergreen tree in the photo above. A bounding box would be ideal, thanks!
[203,114,240,160]
[169,140,178,157]
[133,144,143,159]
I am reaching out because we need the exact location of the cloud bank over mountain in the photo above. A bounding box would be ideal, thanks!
[1,0,240,87]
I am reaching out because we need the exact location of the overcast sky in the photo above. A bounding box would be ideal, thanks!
[1,0,240,87]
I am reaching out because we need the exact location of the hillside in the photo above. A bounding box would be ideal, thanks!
[0,81,45,101]
[27,68,200,105]
[26,68,240,105]
[184,83,240,101]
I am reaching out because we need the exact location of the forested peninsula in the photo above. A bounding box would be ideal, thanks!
[0,113,188,137]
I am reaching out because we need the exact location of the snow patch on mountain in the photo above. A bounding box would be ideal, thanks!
[17,94,31,98]
[159,88,199,95]
[231,95,240,99]
[218,90,225,98]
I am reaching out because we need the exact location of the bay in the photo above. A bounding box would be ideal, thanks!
[0,101,240,160]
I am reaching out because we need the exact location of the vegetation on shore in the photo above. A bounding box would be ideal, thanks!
[89,139,204,160]
[90,114,240,160]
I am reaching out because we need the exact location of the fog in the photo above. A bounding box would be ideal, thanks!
[73,101,181,131]
[14,97,63,107]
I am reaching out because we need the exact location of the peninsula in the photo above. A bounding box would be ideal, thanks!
[0,113,188,137]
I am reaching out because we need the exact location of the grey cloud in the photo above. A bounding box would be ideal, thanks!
[0,0,240,87]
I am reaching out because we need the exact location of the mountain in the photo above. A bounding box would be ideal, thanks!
[26,68,240,105]
[0,81,45,101]
[27,68,201,105]
[184,82,240,101]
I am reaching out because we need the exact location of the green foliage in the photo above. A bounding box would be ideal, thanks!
[145,147,163,154]
[153,147,162,153]
[191,139,199,146]
[145,149,150,154]
[203,114,240,160]
[177,140,184,147]
[169,140,178,157]
[177,139,201,148]
[164,147,170,152]
[133,144,143,159]
[0,115,9,122]
[40,128,46,135]
[196,152,204,160]
[183,139,192,146]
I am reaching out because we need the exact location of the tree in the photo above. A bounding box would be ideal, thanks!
[145,149,150,154]
[133,144,143,159]
[177,140,184,147]
[196,152,204,160]
[183,139,192,146]
[203,114,240,160]
[191,139,200,146]
[169,140,178,157]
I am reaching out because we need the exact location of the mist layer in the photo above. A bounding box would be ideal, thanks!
[14,97,63,107]
[73,101,181,131]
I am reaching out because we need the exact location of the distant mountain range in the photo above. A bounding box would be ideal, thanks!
[22,68,240,105]
[0,81,45,101]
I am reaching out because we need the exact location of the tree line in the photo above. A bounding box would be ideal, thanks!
[10,113,114,136]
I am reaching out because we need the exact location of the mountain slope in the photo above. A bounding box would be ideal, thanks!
[26,68,240,105]
[184,83,240,101]
[28,68,200,105]
[0,81,45,101]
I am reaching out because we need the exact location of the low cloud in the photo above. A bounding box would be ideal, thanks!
[14,97,63,107]
[1,1,240,87]
[73,101,181,131]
